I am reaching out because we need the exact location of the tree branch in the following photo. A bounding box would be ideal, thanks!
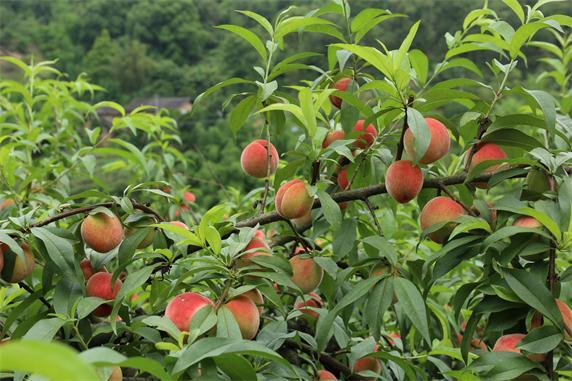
[395,95,414,161]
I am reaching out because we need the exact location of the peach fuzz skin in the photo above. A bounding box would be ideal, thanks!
[290,254,324,293]
[242,289,264,313]
[294,292,323,320]
[225,295,260,339]
[493,333,545,362]
[420,196,466,243]
[385,160,423,203]
[165,292,214,332]
[81,212,124,253]
[353,343,381,380]
[240,139,279,178]
[317,369,337,380]
[353,120,377,149]
[275,179,313,219]
[329,77,352,109]
[322,130,346,148]
[86,272,122,317]
[404,117,450,164]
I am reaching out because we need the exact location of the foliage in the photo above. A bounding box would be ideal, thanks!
[0,1,572,381]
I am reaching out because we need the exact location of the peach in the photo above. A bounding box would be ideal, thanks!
[0,243,35,283]
[353,343,381,380]
[420,196,466,243]
[242,289,264,313]
[385,160,424,203]
[108,366,122,381]
[337,168,349,190]
[513,216,542,229]
[404,117,450,164]
[225,296,260,340]
[526,169,556,194]
[238,235,272,267]
[275,179,313,219]
[556,299,572,341]
[240,139,279,178]
[353,120,378,149]
[86,272,122,317]
[80,259,97,280]
[317,369,337,380]
[183,191,196,203]
[170,221,189,229]
[290,254,323,293]
[0,199,14,209]
[466,143,508,188]
[292,210,312,228]
[493,333,545,362]
[322,130,346,148]
[294,292,323,320]
[371,262,391,277]
[81,212,124,253]
[387,333,400,347]
[329,77,352,109]
[165,292,214,332]
[126,216,157,249]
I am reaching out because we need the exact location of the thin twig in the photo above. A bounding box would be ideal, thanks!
[18,281,52,310]
[362,198,383,236]
[437,183,476,216]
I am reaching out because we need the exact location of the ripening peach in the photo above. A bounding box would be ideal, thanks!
[370,262,391,277]
[512,216,542,229]
[353,120,377,149]
[240,140,279,178]
[466,143,508,188]
[292,210,312,228]
[225,296,260,340]
[81,212,124,253]
[108,366,122,381]
[317,369,337,380]
[0,243,35,283]
[86,272,122,317]
[0,199,14,209]
[556,299,572,341]
[385,160,424,203]
[493,333,545,362]
[183,191,196,203]
[238,233,272,267]
[169,221,189,229]
[242,289,264,313]
[165,292,214,332]
[126,216,157,249]
[420,197,466,243]
[290,254,323,293]
[404,118,450,164]
[322,130,346,148]
[275,179,313,219]
[337,168,349,190]
[329,77,352,109]
[294,292,323,320]
[526,169,556,194]
[353,343,381,380]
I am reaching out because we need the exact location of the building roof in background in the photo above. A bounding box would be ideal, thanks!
[126,96,192,112]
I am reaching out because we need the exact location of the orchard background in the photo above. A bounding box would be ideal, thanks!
[0,0,571,380]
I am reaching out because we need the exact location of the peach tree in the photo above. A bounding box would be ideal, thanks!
[1,1,572,380]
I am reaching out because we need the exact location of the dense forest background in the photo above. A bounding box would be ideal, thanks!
[0,0,569,206]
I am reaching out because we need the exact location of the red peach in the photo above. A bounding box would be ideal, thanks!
[329,77,352,109]
[225,296,260,340]
[420,197,466,243]
[80,259,96,280]
[466,143,508,188]
[353,343,381,380]
[322,130,346,148]
[404,117,450,164]
[493,333,546,362]
[81,212,124,253]
[165,292,214,332]
[183,191,196,203]
[385,160,423,203]
[317,369,337,380]
[294,292,323,320]
[275,179,313,219]
[556,299,572,341]
[86,272,122,317]
[513,216,542,229]
[240,139,279,178]
[242,289,264,313]
[238,236,272,267]
[290,255,323,293]
[337,168,349,190]
[353,120,377,149]
[170,221,189,229]
[0,199,14,209]
[0,243,35,283]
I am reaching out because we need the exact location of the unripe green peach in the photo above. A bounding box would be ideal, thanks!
[526,169,555,194]
[353,120,377,149]
[225,295,260,340]
[0,243,35,283]
[81,212,124,253]
[420,197,466,243]
[385,160,424,203]
[86,272,122,317]
[240,140,279,178]
[290,252,323,293]
[126,216,157,249]
[329,77,352,109]
[404,118,450,164]
[165,292,214,332]
[322,130,346,148]
[275,179,313,219]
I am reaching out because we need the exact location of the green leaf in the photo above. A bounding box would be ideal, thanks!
[237,10,273,36]
[216,25,267,62]
[275,17,335,40]
[517,207,561,240]
[501,0,525,24]
[77,297,108,319]
[395,21,421,70]
[510,22,552,58]
[332,44,393,79]
[229,95,256,135]
[394,277,431,344]
[299,87,317,138]
[518,325,563,354]
[192,78,252,111]
[406,108,431,163]
[441,58,483,77]
[173,338,288,373]
[0,340,99,380]
[23,318,66,341]
[31,227,78,280]
[483,128,544,150]
[317,190,341,230]
[409,49,428,84]
[216,307,243,339]
[502,268,563,327]
[215,354,257,381]
[522,88,556,131]
[257,103,306,127]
